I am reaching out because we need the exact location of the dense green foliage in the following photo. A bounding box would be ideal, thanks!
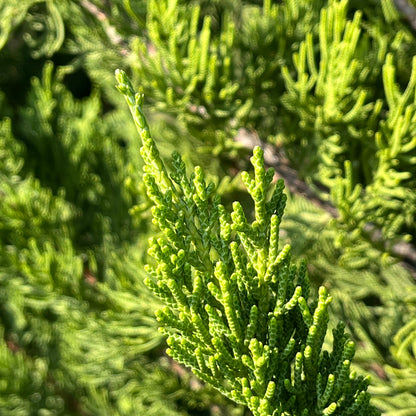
[117,69,380,415]
[1,0,416,415]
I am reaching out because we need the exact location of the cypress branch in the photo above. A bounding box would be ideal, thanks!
[116,69,380,416]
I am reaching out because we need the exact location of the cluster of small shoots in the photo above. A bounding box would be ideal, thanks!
[116,69,379,416]
[281,0,416,251]
[131,0,245,153]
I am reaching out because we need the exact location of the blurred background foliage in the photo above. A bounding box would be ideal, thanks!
[0,0,416,415]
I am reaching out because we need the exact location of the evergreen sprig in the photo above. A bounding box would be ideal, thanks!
[116,69,379,416]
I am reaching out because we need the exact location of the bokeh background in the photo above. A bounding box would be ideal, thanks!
[1,1,416,414]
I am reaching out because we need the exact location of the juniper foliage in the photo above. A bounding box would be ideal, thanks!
[1,0,416,414]
[0,40,220,416]
[116,69,380,416]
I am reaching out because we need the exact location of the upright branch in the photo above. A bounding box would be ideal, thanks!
[115,69,379,416]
